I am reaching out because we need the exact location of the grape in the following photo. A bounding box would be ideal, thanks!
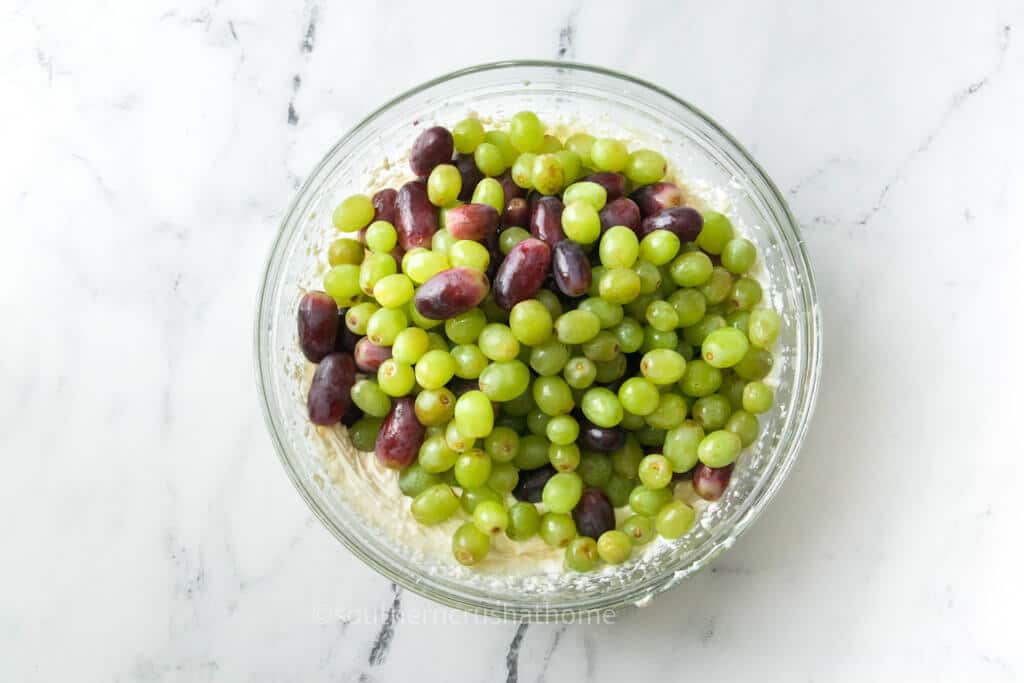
[459,485,501,514]
[401,250,447,285]
[532,376,574,416]
[640,348,687,384]
[418,434,458,473]
[641,326,678,353]
[733,347,774,380]
[395,180,438,250]
[499,226,530,254]
[449,240,490,272]
[598,197,641,234]
[413,387,455,426]
[639,230,681,267]
[618,376,660,416]
[410,126,454,177]
[323,264,361,306]
[594,353,627,384]
[373,396,425,469]
[637,453,672,490]
[372,188,398,224]
[511,152,536,189]
[452,118,485,154]
[561,201,601,244]
[307,352,356,425]
[645,392,687,430]
[529,195,567,245]
[700,266,734,305]
[496,171,525,201]
[509,299,553,345]
[545,414,580,446]
[345,301,379,335]
[581,171,626,200]
[398,463,442,498]
[590,138,628,172]
[333,194,375,233]
[639,207,703,242]
[702,327,750,368]
[692,463,731,501]
[581,387,623,428]
[619,409,646,431]
[645,300,678,332]
[683,314,725,347]
[539,512,577,548]
[670,251,713,287]
[471,178,505,214]
[728,277,762,312]
[365,221,399,256]
[444,419,476,453]
[668,288,706,327]
[578,419,625,452]
[479,425,519,462]
[578,451,613,487]
[453,153,484,201]
[725,409,759,446]
[598,268,641,304]
[454,390,494,439]
[564,356,597,389]
[413,349,455,389]
[358,253,396,298]
[532,154,564,195]
[663,420,704,472]
[470,500,508,536]
[656,500,696,539]
[366,307,408,346]
[452,522,490,565]
[509,111,544,152]
[565,537,599,572]
[328,238,365,267]
[622,514,655,545]
[631,181,683,217]
[454,449,492,488]
[551,240,592,298]
[679,358,723,397]
[502,197,530,229]
[478,359,530,401]
[597,530,633,564]
[373,273,414,309]
[634,261,663,295]
[741,381,773,413]
[721,237,756,274]
[565,133,595,166]
[484,130,519,166]
[493,238,551,310]
[506,502,541,540]
[562,181,607,211]
[748,309,781,349]
[696,210,734,254]
[603,473,634,507]
[297,291,341,362]
[599,226,640,269]
[350,378,392,418]
[377,359,415,397]
[623,149,666,185]
[411,483,459,526]
[542,471,584,514]
[628,485,673,516]
[353,337,392,372]
[478,323,519,361]
[612,317,644,353]
[444,203,499,242]
[413,267,489,320]
[581,331,619,362]
[554,310,600,345]
[697,429,742,468]
[512,464,556,502]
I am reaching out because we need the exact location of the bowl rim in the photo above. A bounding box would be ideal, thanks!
[254,59,822,620]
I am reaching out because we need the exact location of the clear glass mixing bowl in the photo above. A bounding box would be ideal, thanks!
[254,61,821,619]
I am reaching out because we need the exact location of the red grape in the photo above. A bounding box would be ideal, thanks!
[692,463,733,501]
[493,238,551,310]
[551,240,592,298]
[639,207,703,242]
[529,196,566,246]
[395,180,438,250]
[414,267,490,319]
[572,488,615,538]
[297,291,340,362]
[631,182,683,217]
[409,126,453,178]
[307,352,356,425]
[353,337,392,372]
[599,197,641,234]
[445,203,499,242]
[375,397,425,469]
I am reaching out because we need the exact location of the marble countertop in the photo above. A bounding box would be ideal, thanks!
[3,1,1022,681]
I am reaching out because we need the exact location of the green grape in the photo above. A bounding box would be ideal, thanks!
[506,502,541,540]
[628,485,673,516]
[546,415,580,446]
[701,327,750,368]
[721,237,756,274]
[454,390,495,439]
[612,318,645,353]
[348,417,382,451]
[728,277,762,312]
[561,201,601,244]
[581,387,623,428]
[478,323,519,361]
[622,514,655,545]
[499,227,530,254]
[539,135,562,153]
[748,309,781,349]
[515,433,551,469]
[398,463,442,498]
[478,359,530,401]
[578,297,624,329]
[373,273,414,308]
[377,359,415,396]
[502,388,535,416]
[692,394,732,430]
[418,435,458,473]
[697,430,742,467]
[533,376,575,416]
[725,409,759,447]
[565,132,595,166]
[332,194,375,232]
[618,377,660,416]
[442,309,484,346]
[509,111,544,152]
[391,328,429,367]
[578,451,613,487]
[452,117,485,154]
[582,331,620,362]
[364,309,403,348]
[454,449,492,488]
[487,461,519,494]
[728,310,753,333]
[425,331,448,350]
[473,500,509,535]
[590,138,628,172]
[593,353,627,383]
[604,473,634,507]
[328,237,365,266]
[534,289,563,319]
[562,181,607,211]
[682,314,726,347]
[640,348,687,384]
[431,228,457,255]
[414,388,456,427]
[452,522,491,565]
[639,230,680,266]
[484,426,520,463]
[742,381,773,413]
[565,537,599,572]
[588,266,606,297]
[656,500,696,539]
[427,164,462,207]
[599,225,640,269]
[359,252,397,297]
[696,210,734,254]
[323,264,362,304]
[509,299,554,346]
[474,142,506,177]
[719,373,747,410]
[670,251,713,287]
[679,359,723,397]
[532,154,565,195]
[699,267,733,305]
[539,512,577,548]
[510,152,536,189]
[484,130,519,166]
[345,301,380,335]
[634,260,663,294]
[445,419,476,453]
[645,392,687,430]
[350,378,392,417]
[669,288,706,327]
[527,339,569,377]
[459,485,501,513]
[403,248,449,284]
[548,443,581,472]
[733,348,774,380]
[642,327,678,353]
[564,356,597,389]
[410,484,459,525]
[526,408,552,438]
[619,409,647,431]
[553,150,582,184]
[664,420,704,472]
[415,349,456,389]
[645,300,679,332]
[597,530,633,564]
[471,177,504,213]
[638,454,672,489]
[449,240,490,272]
[599,268,641,305]
[624,149,667,185]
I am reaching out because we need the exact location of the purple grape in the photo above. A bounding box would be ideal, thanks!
[572,488,615,538]
[414,267,490,319]
[454,154,484,202]
[372,188,398,224]
[692,463,733,501]
[631,182,683,217]
[582,172,626,200]
[529,196,566,246]
[579,420,624,452]
[297,291,340,362]
[512,465,557,503]
[445,203,499,242]
[307,352,356,426]
[502,197,530,229]
[375,397,425,469]
[639,207,703,242]
[493,238,551,310]
[334,323,359,353]
[395,180,438,250]
[551,240,592,298]
[409,126,453,178]
[354,337,392,372]
[599,197,641,234]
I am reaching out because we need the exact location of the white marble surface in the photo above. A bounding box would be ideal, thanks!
[3,1,1023,680]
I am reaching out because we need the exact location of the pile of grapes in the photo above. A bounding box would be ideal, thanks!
[298,112,781,572]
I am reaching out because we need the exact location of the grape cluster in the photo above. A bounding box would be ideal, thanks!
[299,112,782,572]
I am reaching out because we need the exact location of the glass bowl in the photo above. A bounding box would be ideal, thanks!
[254,61,821,619]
